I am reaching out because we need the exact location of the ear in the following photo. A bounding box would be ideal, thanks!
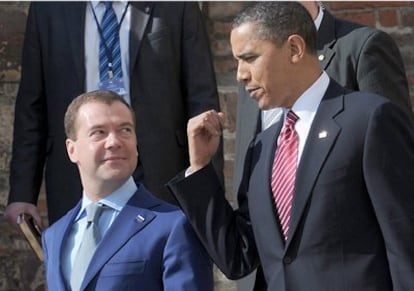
[287,34,306,63]
[66,138,78,163]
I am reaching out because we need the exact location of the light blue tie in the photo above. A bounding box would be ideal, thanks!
[70,203,104,291]
[99,1,122,82]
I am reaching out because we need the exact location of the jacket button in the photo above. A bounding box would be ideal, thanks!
[283,256,293,264]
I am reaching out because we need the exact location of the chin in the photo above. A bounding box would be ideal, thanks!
[259,102,272,110]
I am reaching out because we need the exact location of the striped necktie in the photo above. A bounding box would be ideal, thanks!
[271,110,299,241]
[99,1,122,82]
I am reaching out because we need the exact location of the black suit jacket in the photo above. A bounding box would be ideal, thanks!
[233,13,412,289]
[9,2,223,223]
[168,79,414,290]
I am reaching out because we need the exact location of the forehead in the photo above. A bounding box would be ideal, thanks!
[230,22,257,48]
[76,101,134,126]
[231,22,278,57]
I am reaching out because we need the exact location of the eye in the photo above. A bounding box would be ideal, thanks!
[120,126,134,136]
[89,129,106,140]
[244,55,257,63]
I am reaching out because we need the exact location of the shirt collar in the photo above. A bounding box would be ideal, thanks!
[314,4,324,31]
[90,1,129,11]
[288,71,330,122]
[75,176,137,221]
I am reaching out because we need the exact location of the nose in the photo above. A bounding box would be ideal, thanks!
[236,61,250,84]
[105,132,121,149]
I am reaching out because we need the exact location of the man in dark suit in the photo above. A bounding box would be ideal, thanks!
[43,90,213,291]
[233,1,411,193]
[5,2,223,227]
[235,4,412,289]
[167,2,414,290]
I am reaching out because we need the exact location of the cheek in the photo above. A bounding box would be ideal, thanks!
[80,145,102,163]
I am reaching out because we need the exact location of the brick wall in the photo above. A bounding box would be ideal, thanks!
[1,2,413,290]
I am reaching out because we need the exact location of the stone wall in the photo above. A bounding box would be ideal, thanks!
[1,2,413,290]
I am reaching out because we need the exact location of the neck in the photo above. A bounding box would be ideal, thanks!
[82,179,126,201]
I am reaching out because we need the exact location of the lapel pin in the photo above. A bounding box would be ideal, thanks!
[318,54,325,61]
[318,130,328,139]
[136,215,145,222]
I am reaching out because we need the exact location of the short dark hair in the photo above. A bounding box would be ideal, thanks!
[64,90,136,140]
[233,2,317,54]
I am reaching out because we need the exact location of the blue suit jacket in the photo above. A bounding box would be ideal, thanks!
[42,184,213,291]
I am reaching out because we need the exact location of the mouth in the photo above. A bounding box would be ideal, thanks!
[246,87,261,99]
[103,157,125,162]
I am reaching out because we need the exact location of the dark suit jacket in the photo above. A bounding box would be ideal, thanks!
[168,79,414,290]
[9,2,223,223]
[233,10,411,194]
[42,183,213,291]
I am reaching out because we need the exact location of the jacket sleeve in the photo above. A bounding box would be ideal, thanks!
[162,213,214,290]
[363,102,414,290]
[9,3,47,205]
[356,29,411,109]
[167,160,260,280]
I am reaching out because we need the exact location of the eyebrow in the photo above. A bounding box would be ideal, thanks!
[235,52,256,60]
[88,121,134,131]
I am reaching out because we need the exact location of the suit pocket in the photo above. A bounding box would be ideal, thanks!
[100,261,146,277]
[316,164,349,186]
[147,27,170,42]
[146,27,173,60]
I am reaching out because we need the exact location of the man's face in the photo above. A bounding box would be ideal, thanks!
[66,101,138,190]
[231,22,296,109]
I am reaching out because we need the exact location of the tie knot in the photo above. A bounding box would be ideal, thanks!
[86,203,104,224]
[103,1,113,9]
[285,110,299,128]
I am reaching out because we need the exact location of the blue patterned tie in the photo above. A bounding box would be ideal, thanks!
[99,2,122,82]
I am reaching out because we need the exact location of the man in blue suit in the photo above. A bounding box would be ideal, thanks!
[42,90,213,291]
[168,2,414,290]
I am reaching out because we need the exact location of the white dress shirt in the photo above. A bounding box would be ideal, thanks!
[85,1,131,103]
[281,71,329,164]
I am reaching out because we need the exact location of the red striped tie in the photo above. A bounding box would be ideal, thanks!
[271,110,299,241]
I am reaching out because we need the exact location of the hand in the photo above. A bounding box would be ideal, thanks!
[187,110,225,173]
[4,202,43,229]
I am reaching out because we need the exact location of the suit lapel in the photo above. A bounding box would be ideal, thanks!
[53,203,81,291]
[63,2,86,90]
[317,11,337,70]
[286,80,345,249]
[129,2,153,76]
[80,187,161,290]
[264,121,286,246]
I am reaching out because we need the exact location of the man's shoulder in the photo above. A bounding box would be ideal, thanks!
[43,205,77,236]
[329,12,391,45]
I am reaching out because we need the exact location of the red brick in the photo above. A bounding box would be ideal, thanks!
[219,89,238,132]
[334,11,376,27]
[213,21,233,37]
[211,39,233,57]
[214,58,237,74]
[379,9,398,27]
[207,2,248,20]
[401,9,414,27]
[330,1,410,11]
